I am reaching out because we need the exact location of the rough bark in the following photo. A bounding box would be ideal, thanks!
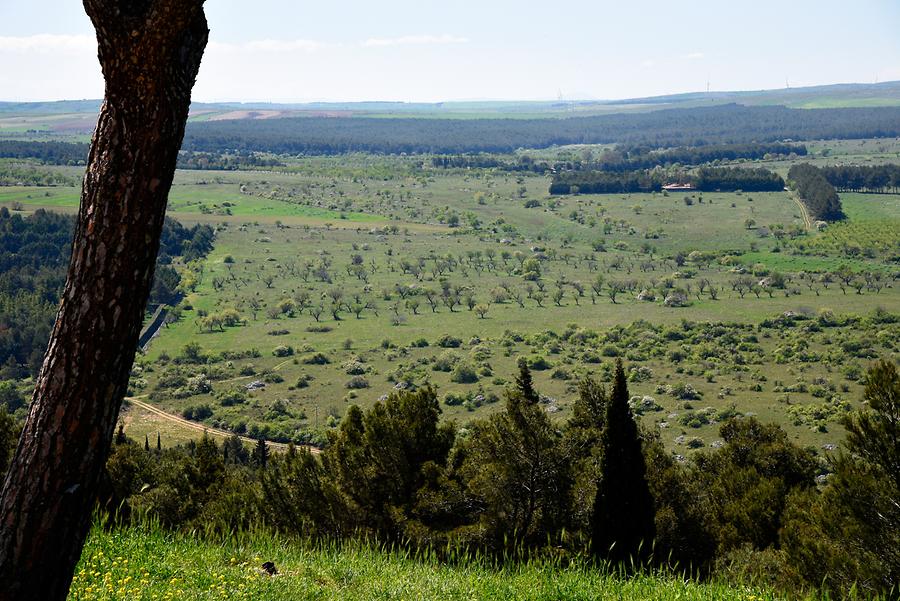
[0,2,207,599]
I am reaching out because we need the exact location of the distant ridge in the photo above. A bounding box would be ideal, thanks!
[1,80,898,119]
[608,80,900,106]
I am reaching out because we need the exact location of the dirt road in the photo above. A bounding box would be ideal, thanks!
[125,396,320,454]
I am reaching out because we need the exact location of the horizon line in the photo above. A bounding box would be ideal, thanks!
[1,79,897,107]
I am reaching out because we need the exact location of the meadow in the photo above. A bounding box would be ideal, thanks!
[3,142,898,455]
[69,523,787,601]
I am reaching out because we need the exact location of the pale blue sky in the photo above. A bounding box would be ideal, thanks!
[1,0,898,102]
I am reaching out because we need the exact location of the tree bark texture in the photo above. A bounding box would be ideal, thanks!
[0,2,207,599]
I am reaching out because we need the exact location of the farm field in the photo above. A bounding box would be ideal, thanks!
[4,1,900,595]
[2,47,900,600]
[3,146,899,455]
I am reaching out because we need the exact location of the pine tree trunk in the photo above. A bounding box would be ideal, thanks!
[0,2,207,599]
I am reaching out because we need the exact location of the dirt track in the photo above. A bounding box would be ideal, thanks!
[791,191,813,230]
[125,396,320,454]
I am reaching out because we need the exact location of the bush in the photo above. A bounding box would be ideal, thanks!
[345,361,366,375]
[155,370,188,390]
[432,351,459,372]
[550,368,571,380]
[679,410,711,428]
[667,382,702,400]
[185,374,212,396]
[528,355,552,371]
[444,392,466,406]
[301,352,330,365]
[238,365,256,376]
[451,362,479,384]
[182,404,213,421]
[629,366,654,382]
[217,389,247,407]
[177,342,206,364]
[0,381,24,412]
[272,345,294,357]
[436,334,463,348]
[345,376,370,389]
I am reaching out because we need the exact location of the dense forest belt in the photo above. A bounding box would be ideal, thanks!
[820,163,900,193]
[0,140,89,165]
[549,166,784,194]
[433,142,808,174]
[0,208,214,377]
[182,104,900,155]
[788,163,844,221]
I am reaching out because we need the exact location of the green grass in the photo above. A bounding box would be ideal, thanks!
[107,159,898,453]
[3,153,897,453]
[737,251,879,273]
[0,186,81,206]
[792,97,900,109]
[802,193,900,257]
[70,524,782,601]
[0,183,386,223]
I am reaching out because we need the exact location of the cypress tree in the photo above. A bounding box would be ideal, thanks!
[591,359,655,564]
[115,423,127,445]
[156,432,161,452]
[144,435,150,452]
[253,437,269,469]
[515,358,540,405]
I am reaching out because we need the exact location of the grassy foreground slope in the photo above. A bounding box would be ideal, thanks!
[69,526,780,601]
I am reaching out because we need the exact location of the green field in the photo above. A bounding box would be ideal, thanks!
[70,524,784,601]
[4,150,898,454]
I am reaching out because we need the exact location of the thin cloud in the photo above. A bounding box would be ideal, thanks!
[0,34,94,53]
[682,52,705,60]
[209,39,335,53]
[361,34,469,48]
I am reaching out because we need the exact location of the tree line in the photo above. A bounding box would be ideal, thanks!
[12,358,895,599]
[820,163,900,194]
[0,162,78,187]
[431,143,806,175]
[580,142,807,172]
[0,141,284,173]
[182,104,900,155]
[0,140,90,165]
[787,164,845,221]
[0,208,214,378]
[175,151,284,171]
[431,154,545,172]
[549,166,784,195]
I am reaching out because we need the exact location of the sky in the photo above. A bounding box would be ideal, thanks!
[1,0,899,103]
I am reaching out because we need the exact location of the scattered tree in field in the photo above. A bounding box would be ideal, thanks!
[552,287,565,306]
